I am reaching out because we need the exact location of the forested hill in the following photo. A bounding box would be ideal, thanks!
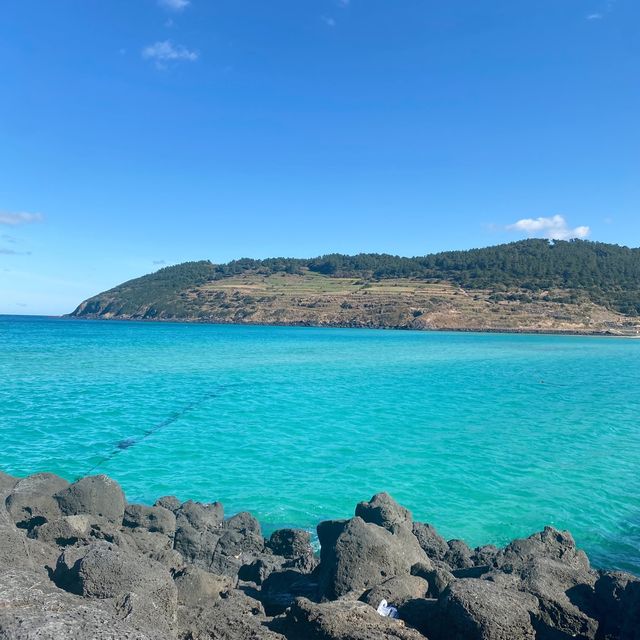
[69,239,640,333]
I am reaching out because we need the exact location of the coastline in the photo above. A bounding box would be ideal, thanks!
[61,313,640,338]
[1,470,638,639]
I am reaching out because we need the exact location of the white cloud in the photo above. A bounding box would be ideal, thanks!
[142,40,199,68]
[586,12,603,19]
[158,0,190,11]
[0,248,31,256]
[0,212,43,226]
[322,16,337,27]
[507,215,590,241]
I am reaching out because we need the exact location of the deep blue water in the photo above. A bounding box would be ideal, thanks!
[1,315,639,573]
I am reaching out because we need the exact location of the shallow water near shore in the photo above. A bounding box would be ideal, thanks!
[1,315,639,573]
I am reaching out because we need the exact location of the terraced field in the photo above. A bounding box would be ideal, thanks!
[115,270,640,334]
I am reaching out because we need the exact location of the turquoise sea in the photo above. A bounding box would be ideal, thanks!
[1,315,639,573]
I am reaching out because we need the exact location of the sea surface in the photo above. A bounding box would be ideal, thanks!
[1,315,639,573]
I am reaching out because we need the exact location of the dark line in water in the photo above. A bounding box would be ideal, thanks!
[80,386,232,479]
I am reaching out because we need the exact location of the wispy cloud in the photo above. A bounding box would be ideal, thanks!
[0,211,44,226]
[158,0,190,11]
[0,248,31,256]
[586,0,615,20]
[322,16,337,27]
[337,0,350,6]
[142,40,199,69]
[153,260,167,265]
[507,215,590,241]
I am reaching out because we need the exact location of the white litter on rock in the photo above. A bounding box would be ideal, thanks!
[376,599,399,619]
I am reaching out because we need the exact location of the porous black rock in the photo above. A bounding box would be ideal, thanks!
[55,474,126,523]
[6,472,69,529]
[2,471,638,640]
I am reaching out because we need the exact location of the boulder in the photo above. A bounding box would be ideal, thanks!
[173,500,223,570]
[113,591,174,638]
[28,514,94,546]
[5,472,69,529]
[154,495,181,512]
[267,528,314,561]
[259,568,319,615]
[123,503,176,537]
[54,543,177,624]
[174,565,235,608]
[239,555,287,586]
[494,526,591,575]
[317,516,428,599]
[472,545,499,567]
[0,470,17,494]
[0,568,166,640]
[412,522,449,562]
[176,589,285,640]
[435,578,539,640]
[55,475,125,523]
[444,539,474,570]
[361,574,429,609]
[411,561,454,598]
[211,512,265,576]
[282,597,427,640]
[0,512,58,576]
[120,527,173,556]
[355,493,413,531]
[492,527,598,639]
[517,557,597,639]
[594,571,640,639]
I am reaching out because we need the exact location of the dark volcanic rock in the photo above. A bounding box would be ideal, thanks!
[155,495,181,512]
[0,568,166,640]
[492,527,599,639]
[259,568,319,615]
[435,577,539,640]
[55,474,126,523]
[267,528,313,560]
[471,544,499,567]
[495,526,591,574]
[0,471,17,493]
[211,512,265,576]
[282,597,427,640]
[174,500,224,570]
[174,565,236,608]
[54,543,177,623]
[123,503,176,536]
[594,571,640,639]
[177,589,285,640]
[412,522,449,562]
[410,561,454,598]
[2,474,637,640]
[317,515,428,599]
[5,472,69,529]
[355,492,413,531]
[360,574,429,609]
[444,539,474,570]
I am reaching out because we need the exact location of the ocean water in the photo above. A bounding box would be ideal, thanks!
[1,315,639,573]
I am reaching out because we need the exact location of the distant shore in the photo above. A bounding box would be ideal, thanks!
[63,314,640,338]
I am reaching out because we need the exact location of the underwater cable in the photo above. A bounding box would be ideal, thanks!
[80,385,235,479]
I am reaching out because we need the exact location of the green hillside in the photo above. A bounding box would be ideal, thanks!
[71,240,640,321]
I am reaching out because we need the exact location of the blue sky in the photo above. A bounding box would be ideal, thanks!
[1,0,638,315]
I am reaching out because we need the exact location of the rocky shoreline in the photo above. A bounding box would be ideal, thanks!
[1,471,638,639]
